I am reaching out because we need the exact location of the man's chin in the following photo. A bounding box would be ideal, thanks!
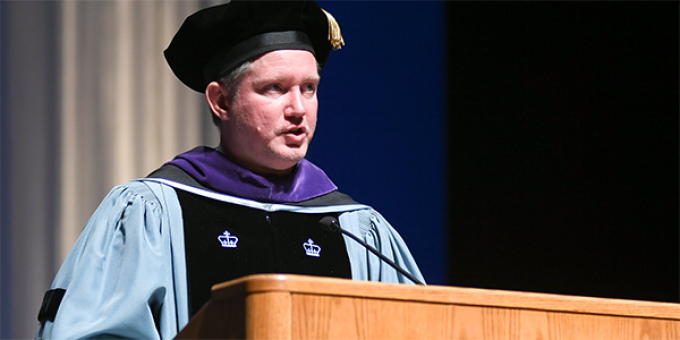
[279,154,306,166]
[277,145,308,161]
[261,151,304,171]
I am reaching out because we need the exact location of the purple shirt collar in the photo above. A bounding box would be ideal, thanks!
[164,146,337,203]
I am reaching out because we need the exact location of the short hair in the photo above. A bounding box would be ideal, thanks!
[211,60,254,127]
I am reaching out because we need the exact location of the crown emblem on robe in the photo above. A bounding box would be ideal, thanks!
[303,238,321,257]
[218,231,239,248]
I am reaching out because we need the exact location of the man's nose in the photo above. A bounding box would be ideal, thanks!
[284,87,307,117]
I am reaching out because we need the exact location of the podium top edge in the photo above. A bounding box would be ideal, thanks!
[210,274,680,320]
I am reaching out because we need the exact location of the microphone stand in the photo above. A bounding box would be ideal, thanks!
[319,216,425,285]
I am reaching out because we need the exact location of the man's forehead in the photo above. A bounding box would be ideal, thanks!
[248,50,320,79]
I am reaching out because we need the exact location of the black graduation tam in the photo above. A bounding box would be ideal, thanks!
[164,0,344,93]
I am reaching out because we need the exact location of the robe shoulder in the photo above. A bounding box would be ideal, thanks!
[36,181,187,340]
[336,208,425,284]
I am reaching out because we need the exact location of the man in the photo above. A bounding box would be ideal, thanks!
[36,1,424,339]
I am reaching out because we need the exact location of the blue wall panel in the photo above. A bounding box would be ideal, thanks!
[310,1,446,284]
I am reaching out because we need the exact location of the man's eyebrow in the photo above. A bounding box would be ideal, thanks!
[253,75,320,84]
[253,76,284,83]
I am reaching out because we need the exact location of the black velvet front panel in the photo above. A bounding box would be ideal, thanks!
[176,189,352,317]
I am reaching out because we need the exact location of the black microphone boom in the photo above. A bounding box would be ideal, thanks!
[319,216,425,285]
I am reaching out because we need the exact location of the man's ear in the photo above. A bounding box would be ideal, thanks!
[206,81,230,121]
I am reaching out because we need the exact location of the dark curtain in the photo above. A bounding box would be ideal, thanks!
[447,2,679,302]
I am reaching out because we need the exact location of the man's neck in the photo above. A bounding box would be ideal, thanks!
[215,144,295,178]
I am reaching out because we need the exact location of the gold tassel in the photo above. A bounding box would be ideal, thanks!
[322,9,345,50]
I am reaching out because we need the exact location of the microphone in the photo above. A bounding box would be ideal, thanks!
[319,216,425,285]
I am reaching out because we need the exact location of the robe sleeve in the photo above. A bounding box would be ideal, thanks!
[36,181,185,340]
[338,209,425,285]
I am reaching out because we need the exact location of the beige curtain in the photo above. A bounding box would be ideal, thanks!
[57,0,220,262]
[3,1,219,337]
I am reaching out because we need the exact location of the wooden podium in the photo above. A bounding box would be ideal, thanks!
[176,274,680,339]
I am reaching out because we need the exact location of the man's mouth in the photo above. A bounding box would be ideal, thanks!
[287,127,305,136]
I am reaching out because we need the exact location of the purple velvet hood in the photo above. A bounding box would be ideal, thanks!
[164,146,337,203]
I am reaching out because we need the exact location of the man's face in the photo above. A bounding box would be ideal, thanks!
[221,50,319,176]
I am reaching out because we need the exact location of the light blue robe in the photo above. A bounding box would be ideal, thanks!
[36,179,424,339]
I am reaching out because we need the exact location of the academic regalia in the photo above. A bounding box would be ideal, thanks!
[36,147,424,339]
[37,1,424,338]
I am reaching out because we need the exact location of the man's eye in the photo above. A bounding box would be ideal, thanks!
[303,84,316,92]
[266,84,282,92]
